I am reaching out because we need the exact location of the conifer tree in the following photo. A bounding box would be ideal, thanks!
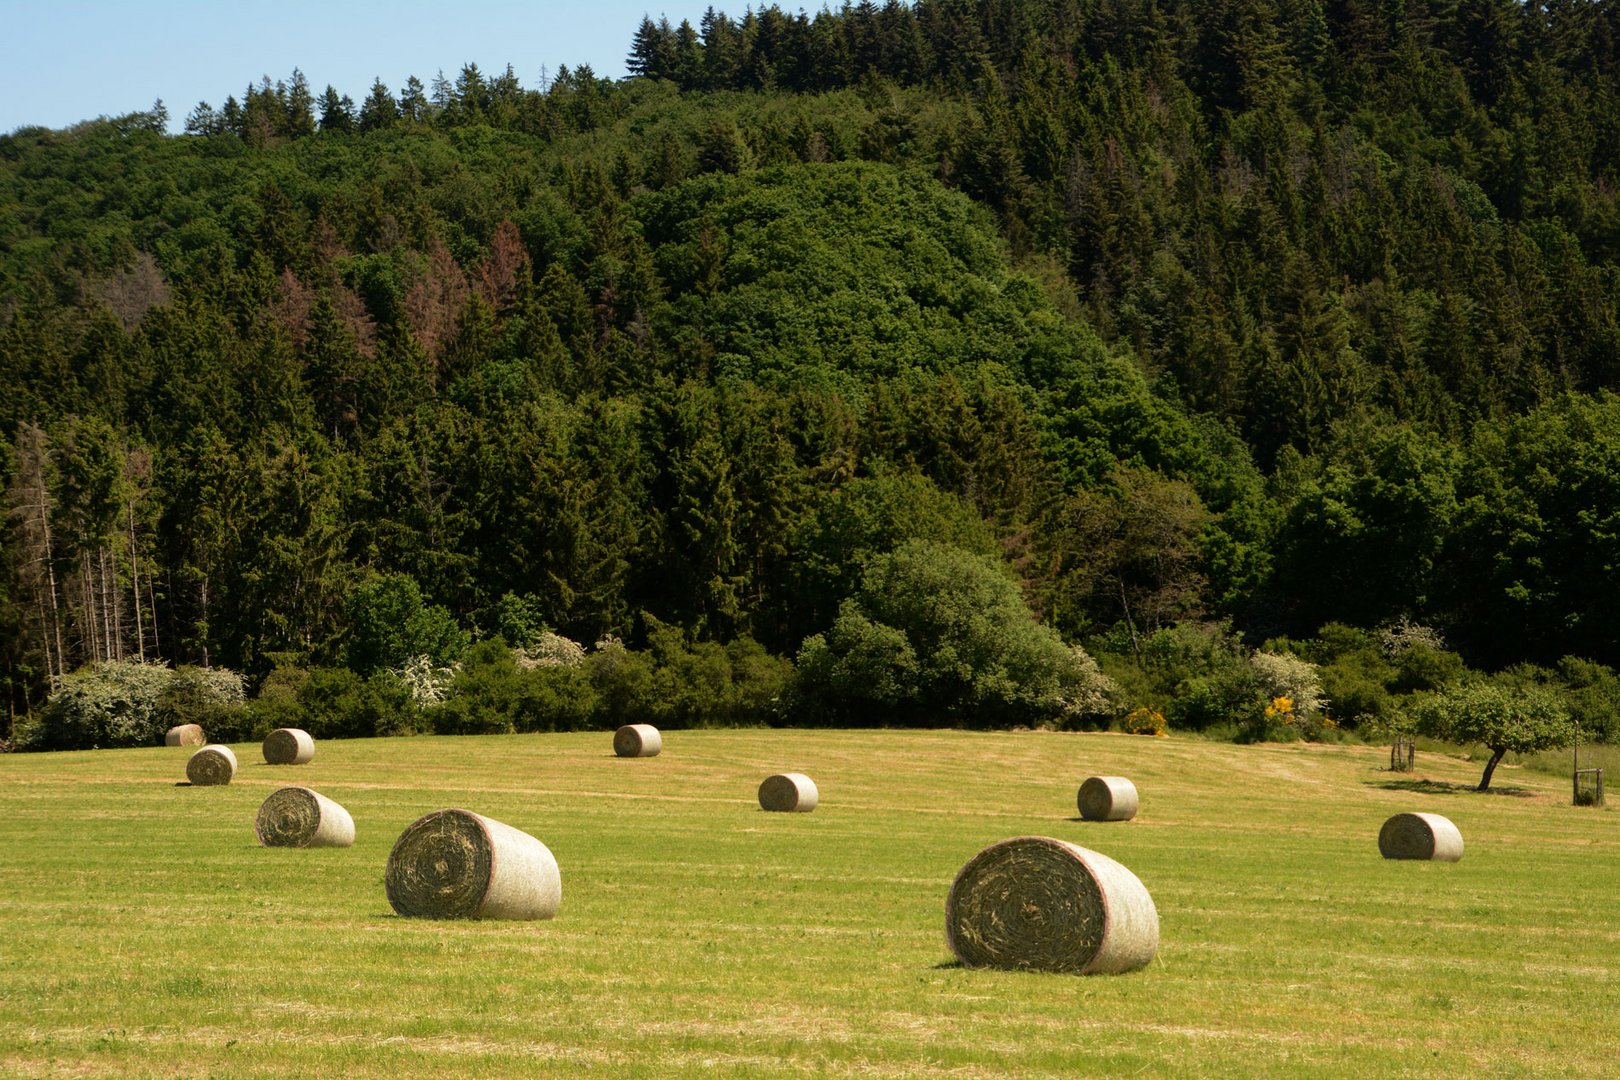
[358,79,398,132]
[285,69,317,137]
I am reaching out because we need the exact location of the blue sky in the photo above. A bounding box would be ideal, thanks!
[1,1,707,134]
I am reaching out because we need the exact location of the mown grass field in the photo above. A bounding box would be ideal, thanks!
[2,728,1617,1078]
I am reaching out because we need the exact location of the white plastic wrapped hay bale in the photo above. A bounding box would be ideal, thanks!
[165,724,206,747]
[759,772,818,812]
[613,723,662,757]
[1379,812,1463,862]
[946,835,1158,975]
[385,809,560,920]
[263,727,315,765]
[1077,776,1139,821]
[186,744,237,786]
[256,787,355,848]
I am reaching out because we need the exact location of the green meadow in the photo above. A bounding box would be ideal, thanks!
[2,729,1617,1078]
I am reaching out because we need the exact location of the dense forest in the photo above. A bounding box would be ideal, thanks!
[5,0,1620,747]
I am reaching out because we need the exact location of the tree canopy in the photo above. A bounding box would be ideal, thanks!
[5,0,1620,736]
[1415,682,1574,791]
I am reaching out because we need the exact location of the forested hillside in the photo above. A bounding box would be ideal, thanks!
[5,0,1620,741]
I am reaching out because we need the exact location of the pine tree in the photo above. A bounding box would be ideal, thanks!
[399,76,430,123]
[285,69,317,137]
[358,78,398,132]
[319,86,355,133]
[672,20,703,88]
[184,101,222,136]
[700,7,743,90]
[628,16,676,79]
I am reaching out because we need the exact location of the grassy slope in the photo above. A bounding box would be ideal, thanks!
[1,730,1617,1078]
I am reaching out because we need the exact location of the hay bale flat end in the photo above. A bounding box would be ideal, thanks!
[186,744,237,786]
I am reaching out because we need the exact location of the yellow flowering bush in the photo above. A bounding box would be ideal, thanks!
[1122,707,1168,737]
[1264,695,1295,722]
[1265,693,1337,739]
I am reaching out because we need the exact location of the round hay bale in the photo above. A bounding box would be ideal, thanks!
[385,809,560,920]
[186,744,237,786]
[1077,776,1139,821]
[945,835,1158,975]
[255,786,356,848]
[1379,812,1463,862]
[165,723,206,747]
[759,772,818,813]
[613,723,662,758]
[262,727,315,765]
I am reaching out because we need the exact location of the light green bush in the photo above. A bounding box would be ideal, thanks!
[783,541,1113,728]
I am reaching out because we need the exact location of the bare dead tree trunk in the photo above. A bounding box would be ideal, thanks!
[80,549,99,664]
[199,575,210,668]
[11,425,69,685]
[147,572,161,659]
[1117,577,1141,661]
[40,500,64,683]
[33,592,56,683]
[101,546,121,661]
[128,502,145,661]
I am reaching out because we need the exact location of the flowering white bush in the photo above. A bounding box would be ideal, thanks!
[1250,651,1326,716]
[516,631,586,670]
[397,654,458,706]
[1379,617,1448,659]
[1055,645,1118,725]
[170,664,245,705]
[18,660,239,750]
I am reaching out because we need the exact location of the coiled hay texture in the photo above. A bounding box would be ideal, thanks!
[945,835,1158,975]
[1379,812,1463,862]
[256,786,356,848]
[165,724,206,747]
[385,809,561,920]
[759,772,818,812]
[186,744,237,786]
[1077,775,1139,821]
[613,723,662,757]
[263,727,315,765]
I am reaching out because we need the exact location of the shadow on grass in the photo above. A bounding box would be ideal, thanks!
[1366,777,1536,798]
[932,959,965,970]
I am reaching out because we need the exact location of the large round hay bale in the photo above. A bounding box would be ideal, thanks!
[945,835,1158,975]
[262,728,315,765]
[613,723,662,758]
[1379,812,1463,862]
[1077,776,1139,821]
[186,744,237,786]
[255,786,356,848]
[385,809,561,920]
[165,724,206,747]
[759,772,818,813]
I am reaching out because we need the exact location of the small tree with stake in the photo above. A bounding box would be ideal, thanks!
[1415,683,1574,792]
